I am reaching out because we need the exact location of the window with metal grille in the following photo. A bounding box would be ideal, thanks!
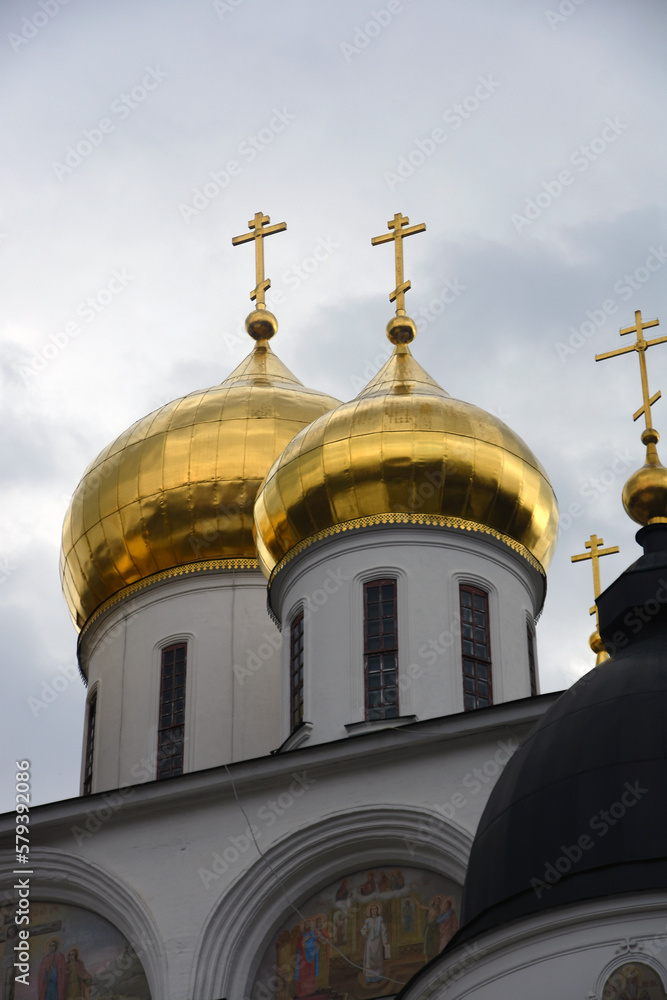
[83,694,96,796]
[364,579,399,721]
[527,626,537,696]
[460,585,493,710]
[290,611,305,731]
[157,643,187,779]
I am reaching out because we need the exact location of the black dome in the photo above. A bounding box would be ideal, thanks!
[458,523,667,943]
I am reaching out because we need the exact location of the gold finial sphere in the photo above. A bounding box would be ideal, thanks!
[246,309,278,341]
[622,458,667,525]
[386,315,416,345]
[589,629,606,654]
[642,427,659,446]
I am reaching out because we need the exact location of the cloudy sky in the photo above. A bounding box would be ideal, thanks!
[1,0,666,812]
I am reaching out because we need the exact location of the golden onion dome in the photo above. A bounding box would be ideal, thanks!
[254,342,559,580]
[61,338,341,630]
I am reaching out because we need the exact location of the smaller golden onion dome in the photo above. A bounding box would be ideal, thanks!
[622,428,667,525]
[254,342,559,580]
[61,338,340,631]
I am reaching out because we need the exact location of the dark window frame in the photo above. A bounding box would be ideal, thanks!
[290,611,305,732]
[83,693,97,796]
[363,578,399,722]
[460,584,493,710]
[157,642,187,779]
[527,625,537,696]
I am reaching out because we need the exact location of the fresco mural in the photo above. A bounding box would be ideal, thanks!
[0,902,151,1000]
[602,962,667,999]
[252,865,461,1000]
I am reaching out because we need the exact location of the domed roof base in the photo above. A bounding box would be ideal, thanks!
[457,640,667,944]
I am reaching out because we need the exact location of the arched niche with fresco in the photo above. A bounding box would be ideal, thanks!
[0,900,151,1000]
[602,962,667,999]
[251,864,460,1000]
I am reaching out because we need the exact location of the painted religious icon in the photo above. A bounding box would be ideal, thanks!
[602,962,667,999]
[0,902,151,1000]
[412,894,458,958]
[360,904,389,985]
[252,865,460,1000]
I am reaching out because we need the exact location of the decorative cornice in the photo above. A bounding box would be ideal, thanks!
[79,557,259,640]
[268,513,546,588]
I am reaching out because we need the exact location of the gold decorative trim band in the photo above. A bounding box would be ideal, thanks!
[268,514,545,587]
[80,557,259,639]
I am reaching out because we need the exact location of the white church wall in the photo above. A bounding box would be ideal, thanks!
[78,569,283,793]
[270,525,544,746]
[0,699,552,1000]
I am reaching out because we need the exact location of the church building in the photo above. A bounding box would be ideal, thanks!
[1,212,665,1000]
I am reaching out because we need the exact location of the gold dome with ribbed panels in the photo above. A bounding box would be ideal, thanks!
[254,342,559,580]
[61,339,341,630]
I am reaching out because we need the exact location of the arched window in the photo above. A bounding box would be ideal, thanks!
[157,642,187,779]
[364,579,398,721]
[290,611,305,731]
[527,626,538,696]
[460,585,493,710]
[83,693,97,795]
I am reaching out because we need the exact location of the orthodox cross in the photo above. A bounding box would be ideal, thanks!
[232,212,287,310]
[595,310,667,430]
[0,916,61,941]
[371,212,426,315]
[571,533,619,623]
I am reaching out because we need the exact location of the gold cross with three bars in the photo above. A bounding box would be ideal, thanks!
[232,211,287,310]
[571,533,619,624]
[595,309,667,430]
[371,212,426,315]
